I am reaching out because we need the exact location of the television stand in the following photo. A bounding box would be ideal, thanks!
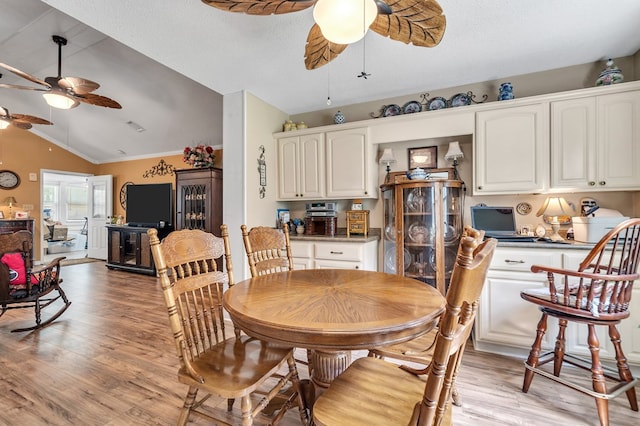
[106,225,172,275]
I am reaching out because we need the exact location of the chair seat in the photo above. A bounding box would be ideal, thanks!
[521,288,630,322]
[178,335,295,398]
[313,357,452,426]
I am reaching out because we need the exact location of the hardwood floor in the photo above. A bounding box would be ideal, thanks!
[0,262,638,425]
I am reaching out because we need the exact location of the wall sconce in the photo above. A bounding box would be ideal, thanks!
[4,196,17,218]
[444,141,464,180]
[379,148,396,183]
[536,197,574,241]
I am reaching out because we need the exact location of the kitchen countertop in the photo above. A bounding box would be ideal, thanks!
[289,228,380,243]
[497,239,595,250]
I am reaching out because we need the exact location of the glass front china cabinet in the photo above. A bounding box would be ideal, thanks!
[175,168,223,235]
[381,169,463,294]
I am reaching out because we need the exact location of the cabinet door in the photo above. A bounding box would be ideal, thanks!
[551,97,597,190]
[474,103,549,194]
[596,90,640,189]
[277,136,301,200]
[107,228,122,265]
[326,127,374,198]
[299,133,325,198]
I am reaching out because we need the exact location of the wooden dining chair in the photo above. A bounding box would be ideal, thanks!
[148,225,308,426]
[241,223,293,277]
[241,223,313,379]
[521,218,640,426]
[367,226,486,406]
[312,233,498,426]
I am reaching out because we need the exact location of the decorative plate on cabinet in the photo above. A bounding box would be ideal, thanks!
[382,104,402,117]
[426,97,447,111]
[449,93,471,107]
[402,100,422,114]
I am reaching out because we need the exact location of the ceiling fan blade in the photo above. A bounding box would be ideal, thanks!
[0,83,48,91]
[12,121,32,130]
[11,114,53,125]
[74,93,122,109]
[201,0,314,15]
[59,77,100,94]
[370,0,446,47]
[0,62,50,88]
[304,24,348,70]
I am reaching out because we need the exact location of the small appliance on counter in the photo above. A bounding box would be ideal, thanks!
[572,208,629,243]
[305,202,338,236]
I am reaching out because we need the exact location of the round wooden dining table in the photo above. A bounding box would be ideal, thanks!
[223,268,446,389]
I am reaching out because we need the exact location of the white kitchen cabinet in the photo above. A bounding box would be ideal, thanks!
[551,91,640,191]
[474,103,549,194]
[290,239,378,271]
[325,127,376,199]
[276,133,325,200]
[474,246,561,356]
[475,245,640,365]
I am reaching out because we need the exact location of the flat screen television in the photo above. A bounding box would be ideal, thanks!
[126,183,173,228]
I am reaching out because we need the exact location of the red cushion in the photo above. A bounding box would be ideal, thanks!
[1,252,37,286]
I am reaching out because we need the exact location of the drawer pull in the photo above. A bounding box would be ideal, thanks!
[330,251,344,255]
[505,259,525,264]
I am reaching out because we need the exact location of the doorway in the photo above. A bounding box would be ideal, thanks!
[41,171,91,263]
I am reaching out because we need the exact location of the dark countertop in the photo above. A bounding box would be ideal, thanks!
[496,239,595,250]
[289,228,381,243]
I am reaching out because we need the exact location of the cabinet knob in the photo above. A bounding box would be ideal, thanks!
[599,181,606,186]
[588,181,596,186]
[355,266,360,269]
[477,186,483,190]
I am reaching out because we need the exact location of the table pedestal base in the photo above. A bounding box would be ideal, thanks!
[309,350,352,388]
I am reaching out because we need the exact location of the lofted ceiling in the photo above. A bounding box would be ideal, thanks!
[1,0,640,164]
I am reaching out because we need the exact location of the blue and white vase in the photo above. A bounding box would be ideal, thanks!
[334,110,345,124]
[595,58,624,86]
[498,82,515,101]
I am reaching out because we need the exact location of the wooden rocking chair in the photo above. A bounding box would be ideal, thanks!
[0,230,70,332]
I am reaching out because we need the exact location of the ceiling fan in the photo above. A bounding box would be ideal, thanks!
[0,35,122,110]
[0,106,53,130]
[201,0,446,70]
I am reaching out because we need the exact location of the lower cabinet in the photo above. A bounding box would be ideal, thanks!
[290,239,378,271]
[106,226,170,275]
[474,245,640,365]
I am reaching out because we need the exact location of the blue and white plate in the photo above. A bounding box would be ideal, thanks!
[383,104,402,117]
[402,100,422,114]
[450,93,471,107]
[427,97,447,111]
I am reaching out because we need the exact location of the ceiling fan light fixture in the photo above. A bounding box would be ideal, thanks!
[0,119,9,130]
[43,91,79,110]
[313,0,377,45]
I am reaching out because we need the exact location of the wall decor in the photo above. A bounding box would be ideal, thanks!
[516,202,532,215]
[0,170,20,189]
[120,181,134,209]
[143,159,176,178]
[408,146,438,170]
[257,145,266,199]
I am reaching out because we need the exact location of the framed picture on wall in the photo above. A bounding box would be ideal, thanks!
[14,211,29,219]
[408,146,438,169]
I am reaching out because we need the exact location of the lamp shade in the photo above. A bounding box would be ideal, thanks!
[313,0,378,45]
[4,197,17,205]
[379,148,396,164]
[444,141,464,161]
[536,197,573,217]
[43,92,79,109]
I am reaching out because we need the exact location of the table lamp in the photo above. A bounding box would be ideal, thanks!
[4,196,17,218]
[379,148,396,183]
[444,141,464,180]
[536,197,573,241]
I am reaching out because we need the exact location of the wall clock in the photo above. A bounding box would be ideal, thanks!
[0,170,20,189]
[120,181,134,209]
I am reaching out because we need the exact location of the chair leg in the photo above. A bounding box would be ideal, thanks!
[240,395,253,426]
[587,324,609,426]
[523,312,548,393]
[178,386,198,426]
[553,318,567,376]
[609,325,639,412]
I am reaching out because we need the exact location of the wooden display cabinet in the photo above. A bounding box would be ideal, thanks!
[175,168,223,235]
[380,169,463,294]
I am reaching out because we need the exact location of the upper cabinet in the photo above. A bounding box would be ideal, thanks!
[551,91,640,191]
[474,103,549,195]
[277,133,325,200]
[276,127,377,201]
[325,127,375,198]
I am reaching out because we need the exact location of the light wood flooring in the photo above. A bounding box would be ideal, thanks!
[0,262,638,425]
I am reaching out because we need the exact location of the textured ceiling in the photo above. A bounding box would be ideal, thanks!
[1,0,640,163]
